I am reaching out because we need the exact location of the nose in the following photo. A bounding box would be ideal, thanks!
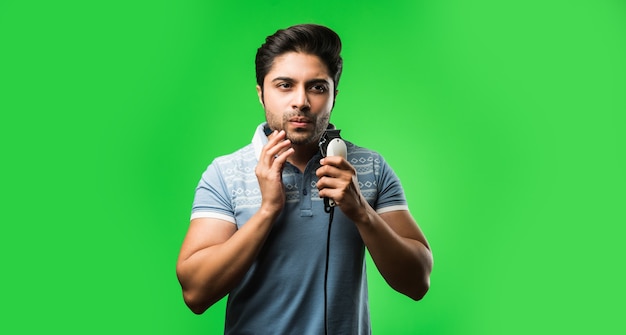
[291,86,310,111]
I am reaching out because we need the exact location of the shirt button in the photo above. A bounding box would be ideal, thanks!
[303,189,307,195]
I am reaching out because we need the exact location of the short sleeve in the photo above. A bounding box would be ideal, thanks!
[374,155,409,214]
[190,161,236,223]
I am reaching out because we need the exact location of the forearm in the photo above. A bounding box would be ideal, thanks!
[176,209,276,313]
[354,206,433,300]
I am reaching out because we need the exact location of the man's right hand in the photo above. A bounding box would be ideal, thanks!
[255,130,294,216]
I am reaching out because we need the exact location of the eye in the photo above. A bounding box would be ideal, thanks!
[276,82,292,89]
[310,84,328,93]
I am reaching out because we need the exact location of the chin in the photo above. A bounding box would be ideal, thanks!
[285,131,309,144]
[288,131,322,146]
[287,137,313,146]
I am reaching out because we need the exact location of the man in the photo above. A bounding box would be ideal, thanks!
[176,24,433,334]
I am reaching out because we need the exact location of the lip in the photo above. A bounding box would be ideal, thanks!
[288,117,311,128]
[288,116,311,123]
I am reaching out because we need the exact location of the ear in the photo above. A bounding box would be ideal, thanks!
[256,85,264,106]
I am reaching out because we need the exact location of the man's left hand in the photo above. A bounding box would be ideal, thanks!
[316,156,369,222]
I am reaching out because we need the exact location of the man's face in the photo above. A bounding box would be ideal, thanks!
[257,52,336,146]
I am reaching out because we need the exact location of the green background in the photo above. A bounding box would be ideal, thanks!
[2,0,624,333]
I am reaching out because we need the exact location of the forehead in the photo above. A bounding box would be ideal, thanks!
[265,52,331,82]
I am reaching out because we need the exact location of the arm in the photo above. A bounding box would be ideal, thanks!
[356,209,432,300]
[176,130,294,314]
[316,156,433,300]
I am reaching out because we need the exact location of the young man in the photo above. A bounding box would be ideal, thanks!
[176,24,433,334]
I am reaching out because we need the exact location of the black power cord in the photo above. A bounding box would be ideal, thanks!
[323,202,334,335]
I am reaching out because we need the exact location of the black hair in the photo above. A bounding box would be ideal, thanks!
[255,24,343,92]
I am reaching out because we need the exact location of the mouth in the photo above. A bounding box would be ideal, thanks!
[288,117,312,128]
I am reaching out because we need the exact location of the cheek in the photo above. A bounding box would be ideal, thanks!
[264,92,289,110]
[318,113,330,126]
[263,102,286,128]
[314,97,333,118]
[317,95,334,110]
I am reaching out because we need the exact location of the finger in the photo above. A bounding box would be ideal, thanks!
[317,185,342,204]
[272,147,295,168]
[315,164,343,179]
[320,156,348,168]
[265,139,292,161]
[316,175,344,195]
[316,176,331,192]
[259,130,278,165]
[261,132,291,165]
[261,130,286,155]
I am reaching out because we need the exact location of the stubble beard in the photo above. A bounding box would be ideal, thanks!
[267,111,330,146]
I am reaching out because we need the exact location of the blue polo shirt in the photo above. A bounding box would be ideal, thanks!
[191,123,409,334]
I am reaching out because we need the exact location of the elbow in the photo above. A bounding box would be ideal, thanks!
[179,280,226,314]
[404,274,430,301]
[408,249,433,301]
[182,289,210,315]
[388,274,430,301]
[408,279,430,301]
[177,269,211,314]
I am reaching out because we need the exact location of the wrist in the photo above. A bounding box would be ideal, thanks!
[346,196,373,226]
[258,203,281,221]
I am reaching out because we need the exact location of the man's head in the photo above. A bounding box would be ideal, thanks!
[255,24,343,146]
[255,24,343,95]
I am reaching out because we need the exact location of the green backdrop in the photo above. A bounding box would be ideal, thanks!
[2,0,624,334]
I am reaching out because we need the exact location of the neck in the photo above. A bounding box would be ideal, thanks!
[288,141,320,172]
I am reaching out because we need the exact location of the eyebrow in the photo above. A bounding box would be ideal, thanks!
[271,77,330,85]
